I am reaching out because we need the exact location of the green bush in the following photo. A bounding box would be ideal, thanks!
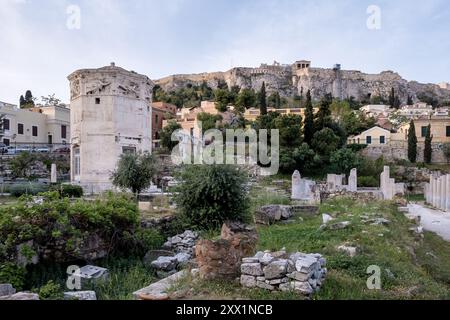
[174,164,250,230]
[50,184,84,198]
[9,183,50,197]
[36,280,63,300]
[0,192,141,264]
[358,176,379,188]
[0,262,26,290]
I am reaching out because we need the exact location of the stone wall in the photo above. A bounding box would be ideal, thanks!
[195,222,258,280]
[361,142,448,164]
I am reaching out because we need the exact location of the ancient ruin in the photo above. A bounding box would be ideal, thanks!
[424,173,450,212]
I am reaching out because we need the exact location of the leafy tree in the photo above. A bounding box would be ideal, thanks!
[19,95,26,107]
[424,124,433,164]
[342,111,376,136]
[273,114,303,147]
[303,90,315,145]
[268,92,282,108]
[197,112,222,131]
[258,82,267,115]
[407,120,417,163]
[330,148,361,174]
[311,127,340,157]
[236,88,257,109]
[214,89,230,112]
[174,164,250,230]
[10,152,41,179]
[292,143,316,173]
[315,93,332,130]
[111,152,160,196]
[160,120,182,151]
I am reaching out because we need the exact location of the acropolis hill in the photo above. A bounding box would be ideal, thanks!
[155,60,450,102]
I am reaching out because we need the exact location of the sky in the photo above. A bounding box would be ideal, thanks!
[1,0,450,104]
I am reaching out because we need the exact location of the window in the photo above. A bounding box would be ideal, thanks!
[421,126,428,137]
[366,136,372,144]
[380,136,385,144]
[446,126,450,137]
[18,123,24,135]
[32,126,38,137]
[95,98,101,104]
[155,114,159,124]
[3,139,10,146]
[73,147,80,179]
[122,146,136,154]
[3,118,10,131]
[61,125,67,139]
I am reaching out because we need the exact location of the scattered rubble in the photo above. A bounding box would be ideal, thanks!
[255,205,293,225]
[240,250,327,296]
[149,230,199,273]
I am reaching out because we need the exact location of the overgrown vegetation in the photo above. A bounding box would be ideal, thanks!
[0,192,163,289]
[174,164,250,230]
[175,197,450,300]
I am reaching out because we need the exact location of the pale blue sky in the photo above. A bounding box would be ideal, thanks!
[1,0,449,104]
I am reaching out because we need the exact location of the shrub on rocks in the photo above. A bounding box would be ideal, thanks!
[174,165,250,230]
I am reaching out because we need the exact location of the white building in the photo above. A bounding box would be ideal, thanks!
[360,105,391,118]
[68,63,154,194]
[0,101,70,147]
[397,102,433,118]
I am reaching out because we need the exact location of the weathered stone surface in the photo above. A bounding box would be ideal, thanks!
[256,281,275,291]
[151,256,178,271]
[279,281,314,295]
[338,245,358,257]
[0,292,39,300]
[240,250,326,296]
[259,253,274,266]
[196,222,258,280]
[174,252,191,265]
[287,271,312,282]
[329,221,351,230]
[144,250,174,268]
[266,277,289,285]
[241,263,264,276]
[242,257,259,264]
[134,270,190,300]
[0,284,16,297]
[295,256,318,274]
[263,260,288,280]
[240,275,257,288]
[322,214,333,224]
[255,205,293,225]
[64,291,97,300]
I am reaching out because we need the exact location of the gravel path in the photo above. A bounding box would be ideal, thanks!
[407,203,450,241]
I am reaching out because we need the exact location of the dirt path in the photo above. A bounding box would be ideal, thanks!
[407,203,450,241]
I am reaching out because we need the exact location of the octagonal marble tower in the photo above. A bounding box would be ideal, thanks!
[68,63,154,194]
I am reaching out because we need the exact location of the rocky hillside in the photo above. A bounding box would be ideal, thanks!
[154,62,450,104]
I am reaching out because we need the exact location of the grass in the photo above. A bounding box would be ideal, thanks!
[25,257,156,300]
[170,197,450,300]
[406,194,425,202]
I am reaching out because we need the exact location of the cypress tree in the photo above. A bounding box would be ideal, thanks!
[303,90,315,145]
[424,124,433,164]
[315,93,332,130]
[407,95,413,106]
[407,120,417,163]
[259,82,267,115]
